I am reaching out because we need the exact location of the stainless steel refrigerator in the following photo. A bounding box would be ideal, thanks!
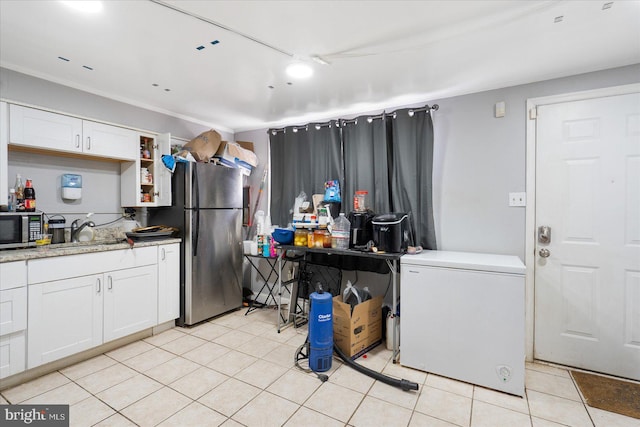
[150,162,243,326]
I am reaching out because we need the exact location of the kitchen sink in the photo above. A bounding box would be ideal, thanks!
[49,239,128,249]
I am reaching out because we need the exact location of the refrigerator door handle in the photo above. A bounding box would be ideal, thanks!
[193,165,200,257]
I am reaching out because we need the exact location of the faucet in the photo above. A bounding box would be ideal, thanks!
[70,214,95,242]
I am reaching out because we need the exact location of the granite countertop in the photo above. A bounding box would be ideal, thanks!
[0,238,182,263]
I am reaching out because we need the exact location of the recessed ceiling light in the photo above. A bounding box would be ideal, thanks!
[286,62,313,79]
[60,1,103,13]
[82,65,93,70]
[602,2,613,10]
[554,15,564,23]
[58,56,70,62]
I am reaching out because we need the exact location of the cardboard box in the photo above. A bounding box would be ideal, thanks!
[182,129,222,162]
[333,295,383,359]
[215,140,258,167]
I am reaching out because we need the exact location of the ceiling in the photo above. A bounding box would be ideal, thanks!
[1,1,639,133]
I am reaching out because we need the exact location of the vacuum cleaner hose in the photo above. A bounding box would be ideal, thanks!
[333,344,419,392]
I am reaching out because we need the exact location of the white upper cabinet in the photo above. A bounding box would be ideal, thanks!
[82,120,138,160]
[120,132,172,207]
[8,104,137,161]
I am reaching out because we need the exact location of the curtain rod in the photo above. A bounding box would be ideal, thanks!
[268,104,439,134]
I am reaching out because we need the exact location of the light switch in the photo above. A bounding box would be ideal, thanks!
[495,101,506,118]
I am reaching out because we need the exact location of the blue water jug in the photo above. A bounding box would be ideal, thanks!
[309,288,333,372]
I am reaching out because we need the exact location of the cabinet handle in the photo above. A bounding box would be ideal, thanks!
[108,276,113,290]
[76,134,80,148]
[161,248,166,260]
[86,136,91,150]
[97,278,101,293]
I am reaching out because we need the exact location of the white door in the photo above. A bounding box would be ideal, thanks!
[534,92,640,380]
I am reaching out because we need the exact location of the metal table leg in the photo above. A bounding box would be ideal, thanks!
[244,255,281,315]
[386,258,400,363]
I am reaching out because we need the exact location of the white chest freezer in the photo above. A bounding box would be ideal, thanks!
[400,250,525,396]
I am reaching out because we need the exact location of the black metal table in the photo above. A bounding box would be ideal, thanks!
[276,245,403,362]
[244,254,296,325]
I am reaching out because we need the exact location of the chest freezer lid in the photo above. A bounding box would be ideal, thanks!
[401,250,525,275]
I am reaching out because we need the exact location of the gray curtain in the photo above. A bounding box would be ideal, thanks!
[269,122,343,228]
[388,109,437,249]
[341,116,391,214]
[270,108,436,250]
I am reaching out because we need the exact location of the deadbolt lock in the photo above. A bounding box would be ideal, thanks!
[538,226,551,244]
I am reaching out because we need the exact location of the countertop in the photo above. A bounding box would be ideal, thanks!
[400,249,526,275]
[0,238,181,263]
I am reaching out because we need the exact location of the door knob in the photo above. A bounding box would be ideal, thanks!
[539,248,550,258]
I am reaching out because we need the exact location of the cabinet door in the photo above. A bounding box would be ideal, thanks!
[0,333,26,379]
[158,243,180,323]
[103,265,158,342]
[9,104,82,153]
[0,102,7,209]
[154,133,172,206]
[82,120,137,160]
[28,275,103,369]
[0,260,27,291]
[0,287,27,336]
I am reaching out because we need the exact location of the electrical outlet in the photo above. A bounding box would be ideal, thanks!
[123,207,136,219]
[509,192,526,207]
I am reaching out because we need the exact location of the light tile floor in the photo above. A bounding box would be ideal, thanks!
[2,308,638,427]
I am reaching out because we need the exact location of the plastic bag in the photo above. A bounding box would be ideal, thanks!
[324,180,341,203]
[343,281,361,311]
[343,281,373,313]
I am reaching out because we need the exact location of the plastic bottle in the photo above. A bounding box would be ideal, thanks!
[24,179,36,212]
[14,174,25,211]
[7,188,16,212]
[331,212,350,249]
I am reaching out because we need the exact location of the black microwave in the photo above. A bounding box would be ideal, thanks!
[0,212,43,249]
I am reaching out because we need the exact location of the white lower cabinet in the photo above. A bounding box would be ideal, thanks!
[157,243,180,324]
[0,261,27,379]
[104,265,157,342]
[28,274,103,368]
[26,247,160,370]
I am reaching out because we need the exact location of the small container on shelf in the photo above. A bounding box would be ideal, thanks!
[307,230,316,248]
[313,229,328,248]
[295,229,309,246]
